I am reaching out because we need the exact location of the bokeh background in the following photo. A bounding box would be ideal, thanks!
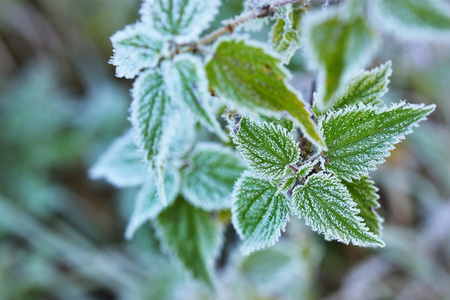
[0,0,449,299]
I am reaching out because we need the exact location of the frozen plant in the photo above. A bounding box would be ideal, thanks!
[91,0,448,287]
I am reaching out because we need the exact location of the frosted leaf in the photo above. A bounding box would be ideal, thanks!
[302,7,378,113]
[342,177,383,236]
[131,69,178,205]
[140,0,221,43]
[292,172,384,247]
[125,166,181,240]
[155,198,224,287]
[110,23,166,79]
[182,143,245,211]
[270,5,304,64]
[371,0,450,39]
[319,102,436,181]
[232,172,290,255]
[230,117,300,180]
[89,131,147,187]
[162,55,227,141]
[329,61,392,112]
[206,38,324,149]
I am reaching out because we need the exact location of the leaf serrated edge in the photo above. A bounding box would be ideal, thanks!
[291,172,384,247]
[231,172,290,255]
[318,102,436,182]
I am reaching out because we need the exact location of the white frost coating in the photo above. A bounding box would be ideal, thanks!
[89,131,148,187]
[125,167,181,240]
[232,172,290,255]
[370,0,450,41]
[131,69,180,205]
[292,172,384,247]
[182,143,246,210]
[161,54,228,141]
[110,23,167,79]
[140,0,221,43]
[302,7,379,112]
[319,102,436,182]
[231,117,300,181]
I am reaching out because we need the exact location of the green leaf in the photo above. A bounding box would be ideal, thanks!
[110,23,166,79]
[319,102,436,181]
[342,177,383,236]
[182,143,246,210]
[155,198,224,287]
[125,167,181,240]
[230,117,300,180]
[131,69,177,204]
[89,131,147,187]
[372,0,450,38]
[330,61,392,112]
[232,172,290,255]
[303,9,378,112]
[270,5,305,64]
[292,172,384,247]
[205,39,324,149]
[140,0,221,43]
[162,55,228,141]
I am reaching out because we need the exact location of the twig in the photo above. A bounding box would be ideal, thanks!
[179,0,304,52]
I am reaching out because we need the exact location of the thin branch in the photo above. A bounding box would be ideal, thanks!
[179,0,304,52]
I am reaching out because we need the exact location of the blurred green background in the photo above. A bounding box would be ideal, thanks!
[0,0,449,299]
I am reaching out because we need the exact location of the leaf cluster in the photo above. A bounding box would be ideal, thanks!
[92,0,443,288]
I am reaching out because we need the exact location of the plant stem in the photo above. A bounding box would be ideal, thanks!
[180,0,304,51]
